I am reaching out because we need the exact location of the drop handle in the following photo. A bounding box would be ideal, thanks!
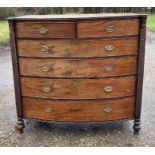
[103,107,112,113]
[41,66,50,72]
[105,26,115,33]
[104,86,113,92]
[42,86,53,93]
[40,46,49,53]
[104,65,113,71]
[105,45,114,51]
[40,45,54,54]
[38,27,48,34]
[44,107,53,113]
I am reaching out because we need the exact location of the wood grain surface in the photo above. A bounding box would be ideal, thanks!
[9,13,146,20]
[19,56,137,78]
[22,97,135,121]
[20,76,136,99]
[17,37,138,58]
[8,14,146,126]
[78,19,139,38]
[16,21,75,38]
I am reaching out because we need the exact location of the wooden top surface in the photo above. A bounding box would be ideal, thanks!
[7,13,147,20]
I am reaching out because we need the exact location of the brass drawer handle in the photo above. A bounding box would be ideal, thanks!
[42,86,52,93]
[41,46,49,53]
[105,26,114,33]
[104,65,113,71]
[40,45,55,54]
[105,45,114,51]
[44,107,53,113]
[38,27,48,34]
[104,86,113,92]
[41,66,50,72]
[103,107,112,113]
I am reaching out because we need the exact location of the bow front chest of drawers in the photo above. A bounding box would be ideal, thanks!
[8,14,147,134]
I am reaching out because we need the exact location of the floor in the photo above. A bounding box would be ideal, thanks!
[0,31,155,147]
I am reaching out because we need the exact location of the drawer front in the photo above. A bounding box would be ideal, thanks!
[19,56,137,78]
[22,97,135,121]
[78,19,139,38]
[20,76,136,99]
[17,37,138,58]
[16,21,75,38]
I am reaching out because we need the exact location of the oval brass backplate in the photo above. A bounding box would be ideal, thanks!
[44,107,53,112]
[40,46,49,53]
[105,45,114,51]
[104,65,113,71]
[103,107,112,113]
[42,86,52,93]
[41,66,50,72]
[38,27,48,34]
[104,86,113,92]
[105,26,115,33]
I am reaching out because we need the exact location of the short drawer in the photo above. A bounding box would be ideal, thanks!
[17,37,138,58]
[20,76,136,99]
[22,97,135,121]
[78,19,139,38]
[16,21,75,38]
[19,56,137,78]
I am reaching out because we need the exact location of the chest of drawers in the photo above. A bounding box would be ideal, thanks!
[8,14,147,134]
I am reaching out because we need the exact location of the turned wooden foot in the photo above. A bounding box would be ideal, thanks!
[133,119,141,135]
[15,118,25,134]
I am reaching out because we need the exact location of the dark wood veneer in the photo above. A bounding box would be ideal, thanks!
[20,76,136,99]
[17,37,138,58]
[22,97,135,122]
[19,56,137,78]
[8,14,147,134]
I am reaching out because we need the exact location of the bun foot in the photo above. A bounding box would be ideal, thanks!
[15,118,25,134]
[133,119,141,135]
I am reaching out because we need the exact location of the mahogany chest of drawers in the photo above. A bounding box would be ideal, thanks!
[8,14,147,134]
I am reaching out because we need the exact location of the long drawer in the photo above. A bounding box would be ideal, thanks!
[22,97,135,121]
[19,56,137,78]
[16,21,75,38]
[20,76,136,99]
[17,37,138,58]
[78,19,139,38]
